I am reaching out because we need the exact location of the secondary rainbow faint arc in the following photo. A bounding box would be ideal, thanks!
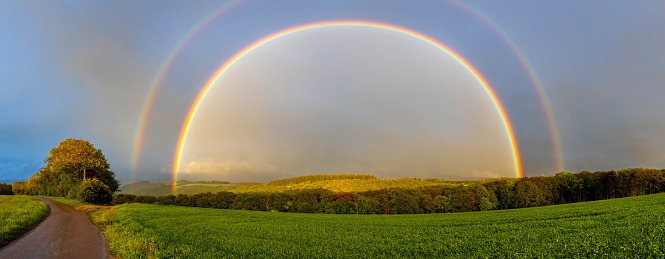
[172,21,523,194]
[130,0,244,177]
[450,0,564,173]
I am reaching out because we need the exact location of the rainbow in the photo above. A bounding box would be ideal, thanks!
[171,21,523,194]
[450,0,564,172]
[130,0,244,177]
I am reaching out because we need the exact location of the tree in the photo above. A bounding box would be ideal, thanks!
[512,180,543,208]
[433,195,447,213]
[79,179,112,204]
[0,183,13,195]
[44,138,119,193]
[479,197,492,211]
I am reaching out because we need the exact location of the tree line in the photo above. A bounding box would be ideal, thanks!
[111,168,665,214]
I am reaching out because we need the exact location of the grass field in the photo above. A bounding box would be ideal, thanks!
[92,193,665,258]
[0,195,50,247]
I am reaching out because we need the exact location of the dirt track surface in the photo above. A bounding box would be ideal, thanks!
[0,197,112,259]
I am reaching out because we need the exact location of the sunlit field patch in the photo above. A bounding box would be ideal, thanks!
[0,195,49,247]
[96,193,665,258]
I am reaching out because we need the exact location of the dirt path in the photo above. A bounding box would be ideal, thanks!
[0,197,112,259]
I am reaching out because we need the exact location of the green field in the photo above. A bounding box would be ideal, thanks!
[0,195,50,247]
[93,193,665,258]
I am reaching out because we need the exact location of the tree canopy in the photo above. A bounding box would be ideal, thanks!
[12,138,118,203]
[43,138,118,192]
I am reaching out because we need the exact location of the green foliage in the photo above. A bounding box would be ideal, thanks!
[113,193,137,204]
[12,138,119,198]
[355,197,381,214]
[268,174,378,186]
[96,193,665,258]
[0,183,13,195]
[433,195,447,213]
[44,138,119,193]
[513,181,543,208]
[0,196,50,247]
[478,197,492,211]
[79,179,112,204]
[389,189,422,214]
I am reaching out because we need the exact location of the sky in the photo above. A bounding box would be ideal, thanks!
[1,1,664,183]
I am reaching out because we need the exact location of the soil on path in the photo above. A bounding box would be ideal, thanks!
[0,197,112,259]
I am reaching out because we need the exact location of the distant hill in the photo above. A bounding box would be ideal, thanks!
[118,174,471,195]
[234,177,461,193]
[119,181,173,196]
[268,174,378,186]
[119,180,260,196]
[117,174,483,196]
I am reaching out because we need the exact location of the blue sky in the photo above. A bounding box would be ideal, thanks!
[1,1,664,182]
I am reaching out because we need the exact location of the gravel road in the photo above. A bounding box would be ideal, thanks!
[0,197,112,259]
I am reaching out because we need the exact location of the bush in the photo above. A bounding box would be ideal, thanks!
[79,179,112,204]
[356,197,381,214]
[135,195,157,204]
[0,183,13,195]
[66,184,82,200]
[434,195,447,213]
[327,199,355,214]
[479,197,493,211]
[157,195,176,205]
[113,194,137,204]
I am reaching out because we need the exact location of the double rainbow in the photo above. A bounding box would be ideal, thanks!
[170,21,523,194]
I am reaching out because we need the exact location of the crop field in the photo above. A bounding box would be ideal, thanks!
[93,193,665,258]
[0,195,50,247]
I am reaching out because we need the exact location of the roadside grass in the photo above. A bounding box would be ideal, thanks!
[96,193,665,258]
[39,196,89,206]
[0,195,50,247]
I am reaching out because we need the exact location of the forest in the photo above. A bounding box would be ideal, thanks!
[110,168,665,214]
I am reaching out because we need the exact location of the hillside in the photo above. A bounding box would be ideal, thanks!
[91,193,665,258]
[119,180,260,196]
[233,177,456,193]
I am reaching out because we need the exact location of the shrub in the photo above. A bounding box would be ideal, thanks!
[79,179,112,204]
[0,183,13,195]
[356,197,381,214]
[66,184,82,200]
[434,195,448,213]
[135,195,157,204]
[479,197,493,211]
[327,199,355,214]
[113,194,137,204]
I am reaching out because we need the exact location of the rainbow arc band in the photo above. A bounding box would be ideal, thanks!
[171,21,523,194]
[130,0,244,177]
[451,0,563,172]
